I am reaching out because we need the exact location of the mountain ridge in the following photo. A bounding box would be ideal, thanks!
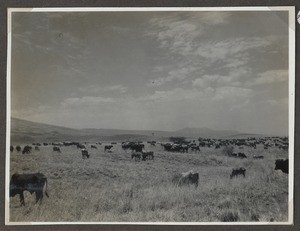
[10,117,241,143]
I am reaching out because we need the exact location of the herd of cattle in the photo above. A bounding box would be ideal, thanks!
[9,136,289,206]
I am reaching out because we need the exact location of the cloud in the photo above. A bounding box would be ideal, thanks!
[79,84,128,94]
[148,66,199,86]
[61,96,116,107]
[247,70,288,86]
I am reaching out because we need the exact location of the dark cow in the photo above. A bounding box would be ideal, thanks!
[43,143,48,146]
[275,159,288,174]
[22,146,32,154]
[10,173,49,206]
[16,145,21,152]
[53,146,61,153]
[81,149,90,159]
[35,146,40,151]
[131,152,141,161]
[91,145,97,149]
[10,146,14,152]
[253,155,264,159]
[104,145,113,152]
[177,170,199,188]
[111,142,117,145]
[237,152,247,159]
[230,168,246,179]
[141,151,154,161]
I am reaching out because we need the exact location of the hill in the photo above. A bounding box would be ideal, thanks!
[10,118,241,144]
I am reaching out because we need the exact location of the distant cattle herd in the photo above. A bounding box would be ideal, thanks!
[9,136,289,206]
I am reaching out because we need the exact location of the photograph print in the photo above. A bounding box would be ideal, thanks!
[6,7,295,224]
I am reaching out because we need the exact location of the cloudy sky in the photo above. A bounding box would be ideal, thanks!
[10,10,290,135]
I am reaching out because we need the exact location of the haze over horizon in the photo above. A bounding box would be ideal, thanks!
[10,10,289,136]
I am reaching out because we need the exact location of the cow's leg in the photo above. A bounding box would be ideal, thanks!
[20,193,25,206]
[36,190,43,203]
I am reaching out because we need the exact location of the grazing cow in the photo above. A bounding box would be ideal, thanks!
[53,146,61,153]
[81,149,90,159]
[104,145,113,152]
[10,146,14,152]
[141,151,154,161]
[237,152,247,159]
[177,170,199,188]
[275,159,288,174]
[22,146,32,154]
[16,145,21,152]
[91,145,97,149]
[10,173,49,206]
[253,155,264,159]
[35,146,40,151]
[43,143,48,146]
[111,142,117,145]
[230,168,246,179]
[131,152,141,161]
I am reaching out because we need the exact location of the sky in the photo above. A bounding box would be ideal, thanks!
[10,10,290,135]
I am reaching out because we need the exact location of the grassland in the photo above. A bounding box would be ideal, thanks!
[9,141,289,222]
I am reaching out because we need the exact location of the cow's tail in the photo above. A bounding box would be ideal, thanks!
[44,178,49,198]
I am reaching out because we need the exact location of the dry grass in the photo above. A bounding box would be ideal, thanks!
[9,142,289,222]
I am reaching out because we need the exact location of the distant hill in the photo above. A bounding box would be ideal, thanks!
[10,118,241,144]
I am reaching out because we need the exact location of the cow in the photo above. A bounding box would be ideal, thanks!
[53,146,61,153]
[111,142,117,145]
[230,168,246,179]
[10,173,49,206]
[131,152,141,161]
[43,143,48,146]
[275,159,288,174]
[10,146,14,152]
[91,145,97,149]
[237,152,247,159]
[22,146,32,154]
[35,146,40,151]
[81,149,90,159]
[16,145,21,152]
[104,145,113,152]
[253,155,264,159]
[177,170,199,188]
[141,151,154,161]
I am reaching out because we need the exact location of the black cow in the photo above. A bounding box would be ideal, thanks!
[10,173,49,206]
[253,155,264,159]
[141,151,154,161]
[35,146,40,151]
[230,168,246,179]
[10,146,14,152]
[237,152,247,159]
[275,159,288,174]
[91,145,97,149]
[81,149,90,159]
[53,146,61,153]
[177,170,199,188]
[104,145,113,152]
[16,145,21,152]
[22,146,32,154]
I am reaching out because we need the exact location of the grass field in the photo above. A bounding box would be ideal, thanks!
[8,141,289,222]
